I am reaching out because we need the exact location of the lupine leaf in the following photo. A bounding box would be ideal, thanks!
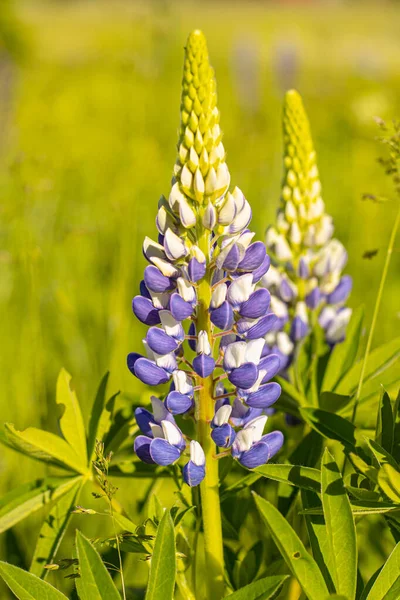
[56,369,87,467]
[221,472,262,501]
[302,501,400,516]
[145,509,176,600]
[377,464,400,503]
[253,493,329,600]
[254,463,321,492]
[75,531,120,600]
[375,388,395,454]
[30,478,83,578]
[336,337,400,396]
[224,575,288,599]
[300,407,357,448]
[321,448,357,600]
[364,542,400,600]
[112,512,137,533]
[4,424,87,474]
[367,439,399,470]
[322,306,364,392]
[87,372,118,460]
[0,561,68,599]
[320,392,352,414]
[0,476,82,534]
[275,376,307,407]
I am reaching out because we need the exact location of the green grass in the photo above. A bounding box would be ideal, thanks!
[0,0,399,595]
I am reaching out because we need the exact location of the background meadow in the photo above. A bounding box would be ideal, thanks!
[0,0,400,596]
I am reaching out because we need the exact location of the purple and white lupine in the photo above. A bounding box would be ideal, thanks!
[261,90,352,370]
[127,31,283,489]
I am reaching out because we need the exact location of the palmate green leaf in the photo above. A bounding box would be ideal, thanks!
[0,561,67,599]
[4,424,87,474]
[321,449,357,600]
[336,337,400,396]
[322,306,364,393]
[364,542,400,600]
[145,509,176,600]
[0,476,82,534]
[375,388,394,454]
[75,531,120,600]
[300,407,357,448]
[30,478,83,579]
[254,463,321,492]
[224,575,288,599]
[56,369,87,467]
[252,493,329,600]
[87,372,118,460]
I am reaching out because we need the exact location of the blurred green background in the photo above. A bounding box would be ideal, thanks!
[0,0,399,595]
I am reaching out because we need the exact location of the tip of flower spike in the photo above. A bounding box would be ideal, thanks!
[185,29,207,52]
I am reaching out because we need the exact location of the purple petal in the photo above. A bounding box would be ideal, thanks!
[290,316,308,342]
[243,314,278,339]
[140,280,152,299]
[127,352,142,374]
[222,244,241,271]
[146,327,178,355]
[193,355,215,378]
[211,424,236,448]
[149,438,181,466]
[134,358,170,386]
[169,293,194,320]
[306,287,321,310]
[188,322,197,351]
[239,441,270,469]
[188,258,206,283]
[134,407,155,436]
[210,301,234,330]
[259,354,281,382]
[144,265,175,293]
[239,288,271,319]
[228,363,258,389]
[165,391,194,415]
[280,279,295,302]
[327,275,352,305]
[252,254,271,283]
[238,242,266,272]
[134,435,155,464]
[246,382,281,408]
[183,461,205,486]
[298,257,309,279]
[261,430,284,458]
[132,296,161,326]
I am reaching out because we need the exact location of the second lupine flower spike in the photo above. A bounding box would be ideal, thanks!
[262,90,352,371]
[128,30,283,487]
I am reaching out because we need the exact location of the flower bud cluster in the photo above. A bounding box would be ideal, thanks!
[128,31,283,486]
[261,90,352,370]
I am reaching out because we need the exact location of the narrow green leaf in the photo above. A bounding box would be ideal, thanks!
[0,561,67,599]
[276,376,307,407]
[378,464,400,503]
[366,542,400,600]
[224,575,288,599]
[145,509,176,600]
[336,337,400,396]
[253,493,329,600]
[4,424,87,474]
[300,407,357,448]
[302,501,400,516]
[112,512,137,534]
[254,463,321,492]
[321,449,357,600]
[87,372,118,460]
[30,478,83,578]
[367,439,399,470]
[75,530,120,600]
[320,392,352,414]
[0,476,82,534]
[56,369,87,467]
[221,472,262,501]
[383,577,400,600]
[322,306,364,392]
[376,388,394,454]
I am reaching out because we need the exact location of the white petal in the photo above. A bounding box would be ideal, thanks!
[285,200,297,222]
[177,277,196,303]
[234,427,254,453]
[181,164,193,189]
[151,396,168,422]
[202,201,217,230]
[205,167,218,195]
[229,199,252,233]
[190,440,205,466]
[227,273,254,307]
[232,187,245,212]
[169,182,186,212]
[218,192,236,225]
[211,283,227,308]
[160,310,184,339]
[245,338,265,365]
[149,290,170,309]
[154,351,177,372]
[143,237,166,261]
[150,423,163,438]
[295,301,309,323]
[290,222,302,245]
[172,370,193,395]
[190,245,206,263]
[244,415,268,441]
[216,162,230,191]
[276,332,294,356]
[274,235,293,261]
[179,197,197,228]
[164,228,188,261]
[224,341,247,369]
[161,420,182,446]
[151,257,179,277]
[214,404,232,426]
[197,330,211,355]
[237,230,255,250]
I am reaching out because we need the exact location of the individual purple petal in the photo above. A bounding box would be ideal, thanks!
[188,322,197,351]
[246,382,281,408]
[327,275,353,305]
[261,430,284,459]
[298,257,309,279]
[127,352,142,374]
[238,242,266,272]
[252,254,271,283]
[140,280,152,299]
[149,438,181,466]
[259,354,281,382]
[182,461,205,486]
[134,358,170,386]
[165,391,194,415]
[306,287,321,309]
[134,407,155,436]
[146,327,178,355]
[188,257,206,283]
[242,314,278,339]
[144,265,175,293]
[280,279,295,302]
[290,316,308,342]
[134,435,155,464]
[222,243,241,271]
[193,355,215,378]
[238,441,270,469]
[239,288,271,319]
[210,301,234,330]
[169,293,194,320]
[132,296,161,326]
[211,424,236,448]
[228,363,258,389]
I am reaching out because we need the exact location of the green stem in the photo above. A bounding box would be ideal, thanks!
[351,200,400,424]
[194,226,225,599]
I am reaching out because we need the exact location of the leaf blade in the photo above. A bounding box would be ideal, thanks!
[145,509,176,600]
[0,561,68,599]
[366,542,400,600]
[56,369,87,467]
[254,463,321,492]
[76,530,120,600]
[224,575,288,600]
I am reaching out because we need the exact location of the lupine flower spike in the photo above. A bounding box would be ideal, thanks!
[128,30,283,490]
[262,90,352,370]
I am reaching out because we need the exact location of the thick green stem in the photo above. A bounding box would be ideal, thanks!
[194,226,225,599]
